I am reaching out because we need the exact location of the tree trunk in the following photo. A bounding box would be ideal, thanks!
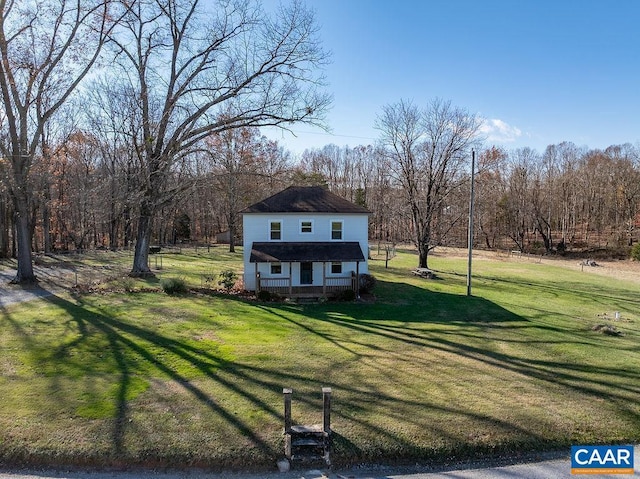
[109,215,119,251]
[0,196,10,258]
[13,197,36,283]
[43,202,52,254]
[228,212,236,253]
[417,242,429,269]
[130,205,153,277]
[124,206,132,248]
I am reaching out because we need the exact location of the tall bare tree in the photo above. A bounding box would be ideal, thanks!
[0,0,116,282]
[474,146,508,249]
[376,99,481,268]
[109,0,330,276]
[605,144,640,246]
[84,78,143,250]
[206,126,261,253]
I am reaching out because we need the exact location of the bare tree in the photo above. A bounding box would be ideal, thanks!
[84,77,144,250]
[605,144,640,246]
[376,99,481,268]
[474,146,508,249]
[109,0,331,276]
[0,0,117,282]
[206,126,260,253]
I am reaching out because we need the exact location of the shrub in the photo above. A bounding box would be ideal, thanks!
[359,273,377,294]
[257,290,271,302]
[556,239,566,255]
[121,277,136,292]
[217,269,237,291]
[161,277,188,295]
[631,243,640,261]
[339,289,356,301]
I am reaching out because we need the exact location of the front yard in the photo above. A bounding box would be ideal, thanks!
[0,247,638,470]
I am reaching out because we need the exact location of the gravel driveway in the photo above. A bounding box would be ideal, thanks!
[0,266,73,307]
[0,273,56,306]
[1,254,131,309]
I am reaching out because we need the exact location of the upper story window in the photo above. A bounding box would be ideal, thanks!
[331,220,343,240]
[300,220,313,234]
[270,221,281,240]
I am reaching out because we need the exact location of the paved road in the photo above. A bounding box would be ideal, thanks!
[1,449,638,479]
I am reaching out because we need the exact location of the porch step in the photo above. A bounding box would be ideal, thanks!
[292,437,325,447]
[291,425,325,434]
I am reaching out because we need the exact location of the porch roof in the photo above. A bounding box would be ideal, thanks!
[249,242,365,263]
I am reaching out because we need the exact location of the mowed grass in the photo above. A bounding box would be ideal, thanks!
[0,247,638,470]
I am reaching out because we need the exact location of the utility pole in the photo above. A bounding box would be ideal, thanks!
[467,149,475,297]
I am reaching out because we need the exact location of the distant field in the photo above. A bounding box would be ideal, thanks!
[0,247,638,471]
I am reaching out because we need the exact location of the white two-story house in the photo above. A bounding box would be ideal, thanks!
[241,186,369,298]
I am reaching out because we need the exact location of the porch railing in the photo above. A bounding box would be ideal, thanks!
[256,272,356,297]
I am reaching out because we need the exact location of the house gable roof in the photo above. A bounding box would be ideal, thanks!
[241,186,369,214]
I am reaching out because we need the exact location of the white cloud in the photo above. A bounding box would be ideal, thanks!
[480,118,522,143]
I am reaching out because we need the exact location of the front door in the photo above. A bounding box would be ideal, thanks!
[300,262,313,285]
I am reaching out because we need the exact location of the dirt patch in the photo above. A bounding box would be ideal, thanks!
[432,246,640,285]
[592,324,624,336]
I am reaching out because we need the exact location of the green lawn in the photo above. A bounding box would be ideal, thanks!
[0,248,638,470]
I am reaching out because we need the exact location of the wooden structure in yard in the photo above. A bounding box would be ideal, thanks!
[283,387,332,466]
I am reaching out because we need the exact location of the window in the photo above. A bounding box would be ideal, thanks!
[331,221,343,240]
[270,263,282,275]
[331,262,342,274]
[270,221,281,240]
[300,220,313,234]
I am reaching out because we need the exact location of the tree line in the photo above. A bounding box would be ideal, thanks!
[1,1,639,282]
[2,119,638,265]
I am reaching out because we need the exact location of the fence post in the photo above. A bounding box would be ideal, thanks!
[322,387,332,433]
[283,388,293,458]
[283,388,292,433]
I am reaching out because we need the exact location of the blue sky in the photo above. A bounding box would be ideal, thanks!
[263,0,640,156]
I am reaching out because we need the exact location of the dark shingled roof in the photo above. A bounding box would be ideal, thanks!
[241,186,370,214]
[250,242,366,263]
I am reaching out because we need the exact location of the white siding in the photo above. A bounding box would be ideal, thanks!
[242,212,369,291]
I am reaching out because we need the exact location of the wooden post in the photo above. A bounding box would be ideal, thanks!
[283,388,293,459]
[322,387,331,433]
[289,263,292,296]
[322,261,326,296]
[283,388,292,433]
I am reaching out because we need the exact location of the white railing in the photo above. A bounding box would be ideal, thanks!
[257,276,292,295]
[256,272,356,297]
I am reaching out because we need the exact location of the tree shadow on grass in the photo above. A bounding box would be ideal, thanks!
[1,291,292,469]
[259,280,640,455]
[1,277,639,470]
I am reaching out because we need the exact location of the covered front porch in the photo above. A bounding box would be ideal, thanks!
[256,271,358,298]
[249,242,365,299]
